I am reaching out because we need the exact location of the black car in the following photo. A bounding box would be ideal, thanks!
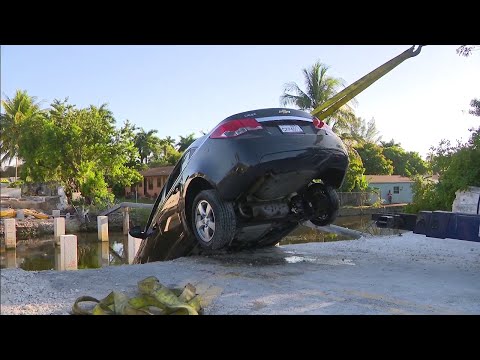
[132,108,349,263]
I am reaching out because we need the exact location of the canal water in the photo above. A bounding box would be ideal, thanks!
[0,215,398,271]
[0,232,129,271]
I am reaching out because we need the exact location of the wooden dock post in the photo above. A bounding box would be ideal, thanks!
[59,234,78,271]
[54,217,65,244]
[4,219,16,249]
[97,216,109,242]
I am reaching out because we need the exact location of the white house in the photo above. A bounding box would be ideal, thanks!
[366,175,415,204]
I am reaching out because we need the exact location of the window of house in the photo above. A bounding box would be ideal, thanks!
[148,178,154,190]
[393,186,400,194]
[157,177,162,187]
[138,182,142,188]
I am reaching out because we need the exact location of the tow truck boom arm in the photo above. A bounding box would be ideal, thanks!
[311,45,424,120]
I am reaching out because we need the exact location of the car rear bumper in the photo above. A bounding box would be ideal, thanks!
[217,146,349,201]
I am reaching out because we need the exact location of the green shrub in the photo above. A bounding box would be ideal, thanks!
[8,180,24,188]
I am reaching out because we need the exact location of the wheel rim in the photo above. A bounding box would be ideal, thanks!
[195,200,215,243]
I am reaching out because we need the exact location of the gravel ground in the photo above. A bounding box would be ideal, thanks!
[1,232,479,315]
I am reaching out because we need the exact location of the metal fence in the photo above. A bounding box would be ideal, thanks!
[337,191,380,207]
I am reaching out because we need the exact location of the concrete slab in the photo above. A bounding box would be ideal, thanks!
[1,232,479,315]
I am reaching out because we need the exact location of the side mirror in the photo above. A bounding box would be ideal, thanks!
[129,226,147,239]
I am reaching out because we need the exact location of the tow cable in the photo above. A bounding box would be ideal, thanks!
[72,276,202,315]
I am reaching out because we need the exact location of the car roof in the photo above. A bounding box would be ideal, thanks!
[223,108,312,122]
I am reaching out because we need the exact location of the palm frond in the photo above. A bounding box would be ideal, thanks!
[280,60,359,134]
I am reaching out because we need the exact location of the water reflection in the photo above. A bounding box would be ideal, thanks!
[0,232,128,271]
[280,216,367,245]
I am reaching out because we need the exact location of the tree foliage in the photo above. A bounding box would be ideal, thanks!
[134,128,161,164]
[469,98,480,117]
[356,142,394,175]
[382,144,427,177]
[280,60,356,131]
[405,176,443,213]
[404,151,429,176]
[149,143,182,167]
[340,148,368,192]
[160,136,176,157]
[176,133,197,152]
[0,90,43,178]
[10,94,142,205]
[340,117,382,145]
[380,139,402,148]
[119,120,142,169]
[407,98,480,213]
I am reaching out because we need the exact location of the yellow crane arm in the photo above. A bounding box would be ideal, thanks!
[311,45,424,120]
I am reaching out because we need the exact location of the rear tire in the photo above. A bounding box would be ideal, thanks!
[191,189,236,250]
[308,184,340,227]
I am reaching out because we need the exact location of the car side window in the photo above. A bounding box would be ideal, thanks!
[181,150,191,171]
[164,150,190,194]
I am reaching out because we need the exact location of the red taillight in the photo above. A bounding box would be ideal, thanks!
[313,117,325,129]
[210,118,263,139]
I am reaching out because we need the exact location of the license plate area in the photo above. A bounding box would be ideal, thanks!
[278,124,304,134]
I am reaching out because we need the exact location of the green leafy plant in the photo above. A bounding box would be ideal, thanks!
[8,180,24,188]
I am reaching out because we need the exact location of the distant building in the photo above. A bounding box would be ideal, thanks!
[366,175,415,204]
[125,166,174,198]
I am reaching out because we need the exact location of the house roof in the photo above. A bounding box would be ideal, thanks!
[140,166,175,177]
[366,175,414,184]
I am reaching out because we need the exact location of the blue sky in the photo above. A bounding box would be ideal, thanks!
[2,45,479,161]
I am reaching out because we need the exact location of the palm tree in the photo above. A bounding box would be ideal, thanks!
[280,61,356,131]
[176,133,196,152]
[281,63,368,191]
[0,90,43,179]
[161,136,176,157]
[134,129,160,164]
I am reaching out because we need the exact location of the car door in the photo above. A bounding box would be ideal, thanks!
[155,150,191,239]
